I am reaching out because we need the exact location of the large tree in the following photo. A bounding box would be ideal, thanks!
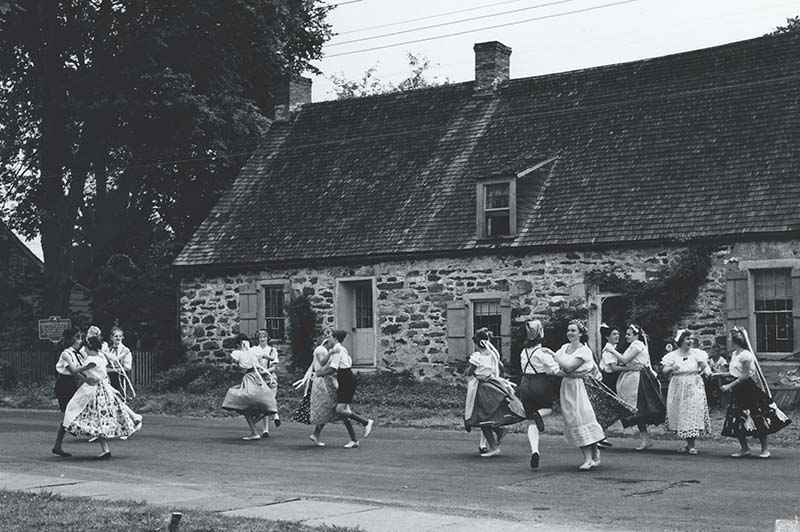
[0,1,331,318]
[329,52,449,99]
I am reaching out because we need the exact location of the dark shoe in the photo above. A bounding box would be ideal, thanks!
[598,439,613,448]
[274,418,281,428]
[533,412,545,432]
[478,447,488,454]
[94,452,111,461]
[51,448,71,458]
[530,452,540,470]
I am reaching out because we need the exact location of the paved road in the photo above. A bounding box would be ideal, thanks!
[1,409,798,531]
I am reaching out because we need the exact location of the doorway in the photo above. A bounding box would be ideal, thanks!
[335,279,376,366]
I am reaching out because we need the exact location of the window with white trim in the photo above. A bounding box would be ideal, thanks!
[753,269,793,353]
[476,179,516,238]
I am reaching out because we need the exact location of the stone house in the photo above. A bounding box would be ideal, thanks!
[173,33,800,380]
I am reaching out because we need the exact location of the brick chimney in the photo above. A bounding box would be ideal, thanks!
[474,41,511,93]
[273,76,312,121]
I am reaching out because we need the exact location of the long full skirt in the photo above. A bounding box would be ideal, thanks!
[309,376,338,425]
[560,377,604,447]
[63,381,142,439]
[617,368,667,428]
[222,372,277,419]
[665,374,711,438]
[721,378,791,438]
[583,377,638,430]
[464,377,526,430]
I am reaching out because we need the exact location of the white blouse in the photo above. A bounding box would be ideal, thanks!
[555,343,595,377]
[729,349,757,379]
[329,344,353,370]
[520,347,559,375]
[662,348,709,375]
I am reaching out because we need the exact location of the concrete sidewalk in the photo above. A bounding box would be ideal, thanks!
[0,471,579,532]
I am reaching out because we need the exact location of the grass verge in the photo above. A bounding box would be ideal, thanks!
[0,490,358,532]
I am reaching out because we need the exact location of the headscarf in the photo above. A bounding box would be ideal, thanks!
[525,320,544,341]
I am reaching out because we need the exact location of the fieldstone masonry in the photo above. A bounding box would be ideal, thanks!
[179,240,800,380]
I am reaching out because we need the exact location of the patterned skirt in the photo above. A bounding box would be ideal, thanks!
[292,392,312,425]
[665,373,711,438]
[618,368,667,428]
[309,376,338,425]
[464,376,526,430]
[559,377,604,447]
[583,376,638,430]
[222,372,277,419]
[721,378,792,438]
[63,381,142,439]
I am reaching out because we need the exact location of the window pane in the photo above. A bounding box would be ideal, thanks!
[355,282,373,329]
[474,300,501,352]
[264,287,285,339]
[486,212,510,237]
[485,183,509,209]
[753,269,793,352]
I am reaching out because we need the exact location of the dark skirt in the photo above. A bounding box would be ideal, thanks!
[584,376,638,430]
[601,371,619,391]
[721,378,792,438]
[517,373,560,417]
[54,373,79,413]
[620,368,667,428]
[108,372,123,395]
[337,368,356,403]
[465,377,526,429]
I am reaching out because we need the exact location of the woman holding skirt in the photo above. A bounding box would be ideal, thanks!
[222,333,277,440]
[464,329,525,457]
[62,336,142,459]
[293,337,338,446]
[250,329,281,435]
[553,321,605,470]
[610,324,666,450]
[720,327,791,458]
[661,329,711,454]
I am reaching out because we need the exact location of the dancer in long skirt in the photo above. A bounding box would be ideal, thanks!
[609,324,666,450]
[314,330,374,448]
[517,320,561,469]
[553,321,604,470]
[62,336,142,459]
[292,337,338,446]
[222,333,277,440]
[105,326,134,401]
[464,329,526,457]
[250,329,281,435]
[720,327,791,458]
[661,329,712,454]
[52,328,90,457]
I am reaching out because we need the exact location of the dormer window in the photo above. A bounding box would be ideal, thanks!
[477,178,516,238]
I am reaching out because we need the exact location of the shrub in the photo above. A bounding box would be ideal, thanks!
[285,295,318,370]
[0,359,16,389]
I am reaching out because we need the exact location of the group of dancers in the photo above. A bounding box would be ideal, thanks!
[52,325,140,459]
[223,328,374,448]
[464,320,792,470]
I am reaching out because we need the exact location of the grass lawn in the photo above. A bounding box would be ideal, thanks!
[2,368,798,447]
[0,491,358,532]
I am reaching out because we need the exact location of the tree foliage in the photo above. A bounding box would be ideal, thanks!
[770,16,800,34]
[0,1,332,318]
[329,52,449,99]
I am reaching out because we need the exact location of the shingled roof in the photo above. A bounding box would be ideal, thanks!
[174,32,800,268]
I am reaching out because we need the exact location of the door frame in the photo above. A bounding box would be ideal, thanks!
[334,276,378,367]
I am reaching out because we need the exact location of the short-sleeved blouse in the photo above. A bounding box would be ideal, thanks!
[55,348,82,376]
[520,347,560,375]
[622,339,650,367]
[312,345,329,372]
[230,349,264,370]
[555,343,595,375]
[329,344,353,370]
[469,351,500,378]
[729,349,757,378]
[81,354,107,381]
[600,343,619,372]
[661,348,708,375]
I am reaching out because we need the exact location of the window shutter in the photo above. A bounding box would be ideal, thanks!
[239,283,259,338]
[725,269,749,332]
[792,268,800,353]
[499,297,512,363]
[447,300,468,360]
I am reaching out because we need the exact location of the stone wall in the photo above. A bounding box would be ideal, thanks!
[178,240,800,378]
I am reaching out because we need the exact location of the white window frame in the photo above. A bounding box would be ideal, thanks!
[476,178,516,239]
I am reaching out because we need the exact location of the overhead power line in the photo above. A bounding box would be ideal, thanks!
[324,0,641,58]
[339,0,536,35]
[328,0,579,47]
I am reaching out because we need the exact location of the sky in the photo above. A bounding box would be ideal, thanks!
[310,0,797,101]
[19,0,797,262]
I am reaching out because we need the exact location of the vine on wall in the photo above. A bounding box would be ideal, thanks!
[585,244,715,362]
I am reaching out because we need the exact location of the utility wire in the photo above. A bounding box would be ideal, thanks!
[328,0,579,47]
[324,0,641,58]
[339,0,536,35]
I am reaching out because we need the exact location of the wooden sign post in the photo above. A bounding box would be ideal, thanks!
[38,316,72,343]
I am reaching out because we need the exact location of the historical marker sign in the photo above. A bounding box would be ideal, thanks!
[38,316,72,343]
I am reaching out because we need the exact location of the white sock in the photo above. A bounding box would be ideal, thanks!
[479,433,488,449]
[527,424,539,454]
